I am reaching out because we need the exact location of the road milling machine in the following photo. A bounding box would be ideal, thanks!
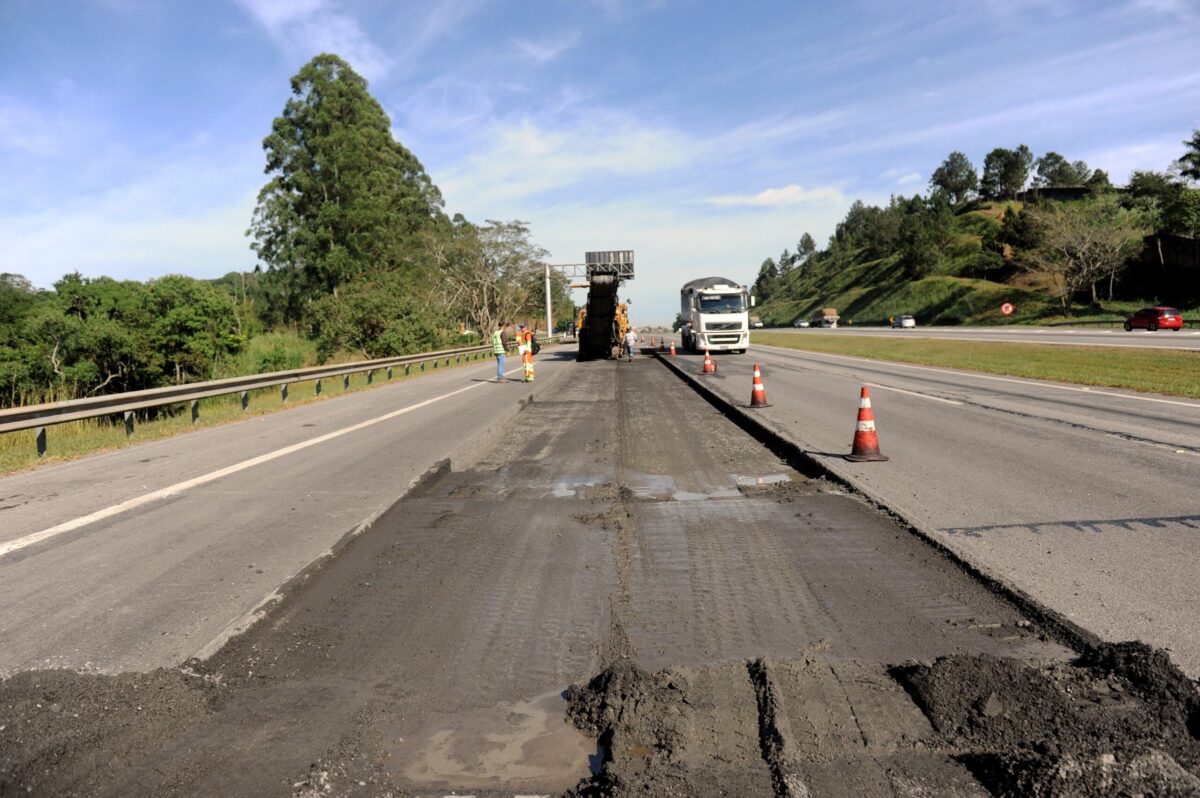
[576,250,635,361]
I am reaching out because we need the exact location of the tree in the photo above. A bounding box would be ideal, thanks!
[1085,169,1112,194]
[1021,197,1150,310]
[308,271,454,360]
[1177,129,1200,183]
[796,233,817,265]
[1033,152,1091,187]
[1161,189,1200,239]
[980,145,1033,200]
[248,54,444,317]
[425,219,548,337]
[929,151,978,205]
[897,195,955,278]
[752,258,779,302]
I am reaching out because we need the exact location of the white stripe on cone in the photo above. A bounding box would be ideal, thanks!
[856,420,875,432]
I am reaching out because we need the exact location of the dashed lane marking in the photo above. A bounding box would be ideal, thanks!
[758,345,1200,412]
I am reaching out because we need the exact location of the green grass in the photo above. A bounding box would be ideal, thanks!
[0,348,507,476]
[752,332,1200,398]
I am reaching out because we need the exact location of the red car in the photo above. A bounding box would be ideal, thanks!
[1125,306,1183,331]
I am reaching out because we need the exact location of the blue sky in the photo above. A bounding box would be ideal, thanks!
[2,0,1197,324]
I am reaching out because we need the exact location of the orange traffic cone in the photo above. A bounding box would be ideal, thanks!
[845,386,888,462]
[650,336,656,348]
[669,342,677,356]
[748,363,770,408]
[701,349,716,375]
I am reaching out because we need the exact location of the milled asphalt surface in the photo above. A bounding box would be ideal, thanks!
[665,341,1200,676]
[3,354,1105,797]
[765,324,1200,350]
[0,350,575,676]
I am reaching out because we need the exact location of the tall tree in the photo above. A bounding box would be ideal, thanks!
[1177,129,1200,182]
[248,54,444,316]
[929,151,978,205]
[980,145,1033,200]
[1033,152,1091,187]
[796,233,817,265]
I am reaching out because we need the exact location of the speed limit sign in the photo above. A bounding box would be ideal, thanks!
[1001,302,1015,316]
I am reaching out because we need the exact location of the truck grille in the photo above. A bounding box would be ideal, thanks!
[704,322,743,331]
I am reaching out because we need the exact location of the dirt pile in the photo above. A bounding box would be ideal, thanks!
[0,668,215,796]
[897,644,1200,796]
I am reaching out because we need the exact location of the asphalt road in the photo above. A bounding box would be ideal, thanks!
[667,342,1200,676]
[765,324,1200,350]
[3,352,1199,796]
[0,350,574,676]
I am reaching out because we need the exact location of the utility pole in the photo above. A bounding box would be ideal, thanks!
[544,261,552,336]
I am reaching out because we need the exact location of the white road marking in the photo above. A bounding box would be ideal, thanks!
[758,345,1200,411]
[864,382,964,405]
[0,367,524,560]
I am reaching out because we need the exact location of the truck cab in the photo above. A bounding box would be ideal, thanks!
[680,277,752,353]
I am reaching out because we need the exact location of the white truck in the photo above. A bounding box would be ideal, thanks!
[679,276,753,353]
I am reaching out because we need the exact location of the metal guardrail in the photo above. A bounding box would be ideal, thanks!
[1045,319,1199,328]
[2,337,562,456]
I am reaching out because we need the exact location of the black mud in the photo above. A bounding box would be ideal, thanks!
[897,642,1200,796]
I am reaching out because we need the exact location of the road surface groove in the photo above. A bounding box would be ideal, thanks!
[1,357,1197,796]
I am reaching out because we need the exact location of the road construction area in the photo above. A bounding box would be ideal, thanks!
[3,355,1200,796]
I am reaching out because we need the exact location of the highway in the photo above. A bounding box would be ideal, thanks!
[3,344,1200,796]
[0,351,576,676]
[667,341,1200,676]
[766,324,1200,350]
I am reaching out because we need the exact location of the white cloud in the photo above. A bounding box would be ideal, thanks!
[513,31,581,63]
[896,172,922,185]
[704,184,844,208]
[1130,0,1197,20]
[437,116,697,205]
[0,147,263,287]
[234,0,393,80]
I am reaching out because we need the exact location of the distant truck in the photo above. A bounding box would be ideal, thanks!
[811,307,839,328]
[679,277,753,353]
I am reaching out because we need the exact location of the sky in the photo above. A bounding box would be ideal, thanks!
[1,0,1198,324]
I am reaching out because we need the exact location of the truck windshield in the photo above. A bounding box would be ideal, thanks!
[698,294,747,314]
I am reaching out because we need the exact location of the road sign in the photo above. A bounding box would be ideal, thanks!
[1001,302,1015,316]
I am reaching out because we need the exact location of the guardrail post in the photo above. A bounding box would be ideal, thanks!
[421,361,425,372]
[315,379,322,396]
[281,383,288,403]
[123,411,134,437]
[387,366,393,380]
[405,364,411,376]
[343,374,350,390]
[35,427,46,458]
[367,369,373,385]
[241,391,249,411]
[190,400,199,424]
[444,357,451,367]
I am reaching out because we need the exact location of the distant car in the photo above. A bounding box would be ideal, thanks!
[892,315,916,329]
[1124,306,1182,332]
[793,319,810,328]
[750,318,764,328]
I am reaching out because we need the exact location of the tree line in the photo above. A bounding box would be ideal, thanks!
[753,133,1200,314]
[0,54,572,409]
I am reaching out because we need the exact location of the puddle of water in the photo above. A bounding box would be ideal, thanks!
[548,476,607,498]
[732,473,792,488]
[625,473,677,500]
[385,689,596,791]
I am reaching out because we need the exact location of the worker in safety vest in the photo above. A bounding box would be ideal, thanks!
[518,324,535,382]
[492,321,511,383]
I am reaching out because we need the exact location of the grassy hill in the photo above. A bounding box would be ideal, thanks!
[755,201,1195,326]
